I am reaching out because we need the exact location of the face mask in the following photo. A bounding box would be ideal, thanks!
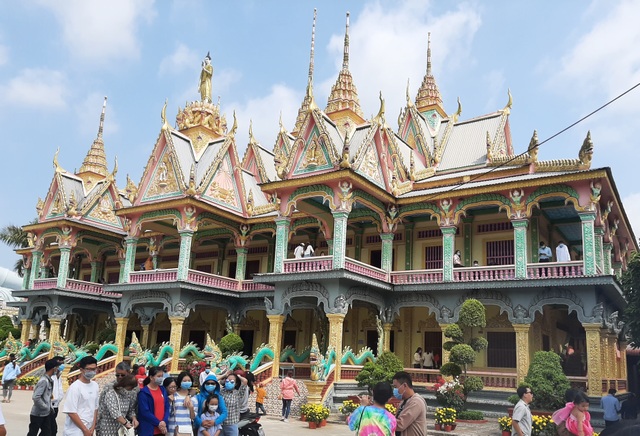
[154,377,164,385]
[225,381,235,390]
[393,387,403,400]
[204,384,216,393]
[208,405,218,412]
[205,369,211,374]
[181,381,193,390]
[58,364,65,372]
[84,370,97,380]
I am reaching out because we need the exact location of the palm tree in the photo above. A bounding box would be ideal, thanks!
[0,220,37,277]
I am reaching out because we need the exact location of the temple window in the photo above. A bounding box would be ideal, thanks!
[425,245,443,269]
[486,240,514,265]
[487,331,516,368]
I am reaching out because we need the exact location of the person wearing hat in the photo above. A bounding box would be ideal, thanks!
[27,358,60,436]
[294,242,305,259]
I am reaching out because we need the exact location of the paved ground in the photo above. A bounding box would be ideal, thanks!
[2,388,510,435]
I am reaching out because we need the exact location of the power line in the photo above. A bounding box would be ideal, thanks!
[416,80,640,203]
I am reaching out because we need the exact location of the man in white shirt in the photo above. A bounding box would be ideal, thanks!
[63,356,99,436]
[304,243,315,258]
[423,351,434,369]
[556,241,571,262]
[538,241,552,262]
[199,362,212,386]
[1,354,20,403]
[293,242,305,259]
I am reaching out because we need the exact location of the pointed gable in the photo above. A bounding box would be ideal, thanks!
[83,186,123,229]
[242,141,276,184]
[350,125,386,188]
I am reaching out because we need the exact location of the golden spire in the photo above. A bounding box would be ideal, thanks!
[248,119,257,145]
[77,96,109,178]
[325,12,365,120]
[415,33,445,115]
[292,8,318,135]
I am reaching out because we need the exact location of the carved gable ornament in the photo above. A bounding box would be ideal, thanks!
[86,192,119,226]
[201,153,242,212]
[142,150,182,201]
[293,132,332,175]
[485,312,512,329]
[355,142,385,188]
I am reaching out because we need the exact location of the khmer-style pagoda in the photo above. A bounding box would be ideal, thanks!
[10,11,635,401]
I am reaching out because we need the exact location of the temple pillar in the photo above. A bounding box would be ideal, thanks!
[141,323,151,348]
[513,324,531,385]
[404,222,414,270]
[441,226,457,281]
[613,261,622,279]
[326,238,334,255]
[28,251,43,289]
[619,340,628,389]
[439,323,450,365]
[267,240,275,273]
[177,230,194,281]
[267,315,285,377]
[48,316,64,358]
[235,247,248,281]
[584,324,603,397]
[383,323,392,352]
[355,227,364,262]
[512,219,529,279]
[40,262,50,279]
[114,317,129,364]
[90,260,99,283]
[380,232,394,273]
[462,217,473,267]
[332,211,349,269]
[530,215,540,262]
[169,316,186,373]
[327,313,346,382]
[273,217,290,273]
[121,237,138,283]
[594,227,604,273]
[20,319,33,343]
[56,247,71,288]
[22,265,30,290]
[603,242,613,275]
[579,212,597,275]
[118,259,126,283]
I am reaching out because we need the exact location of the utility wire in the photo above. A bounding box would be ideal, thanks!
[417,80,640,203]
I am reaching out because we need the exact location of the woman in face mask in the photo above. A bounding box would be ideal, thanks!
[219,370,248,436]
[96,374,138,436]
[169,372,196,435]
[194,374,228,434]
[137,366,170,436]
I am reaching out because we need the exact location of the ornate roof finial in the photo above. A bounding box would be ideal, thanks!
[502,88,513,114]
[78,97,109,178]
[230,110,238,137]
[415,33,444,114]
[579,130,594,167]
[279,111,285,133]
[451,97,462,122]
[308,8,317,88]
[373,91,386,125]
[109,156,118,181]
[528,130,539,162]
[406,78,412,106]
[161,99,169,131]
[426,32,432,76]
[292,9,319,135]
[248,119,257,144]
[97,96,107,139]
[342,11,350,70]
[53,147,62,173]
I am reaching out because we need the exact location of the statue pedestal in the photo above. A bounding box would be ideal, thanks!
[303,380,325,404]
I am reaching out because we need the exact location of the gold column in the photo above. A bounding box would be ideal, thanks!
[513,324,531,385]
[439,324,450,365]
[584,324,603,397]
[383,323,392,352]
[20,319,32,343]
[48,318,63,358]
[619,340,628,391]
[233,324,241,335]
[267,315,285,378]
[141,324,150,348]
[114,317,129,364]
[327,313,346,382]
[169,316,186,373]
[600,334,610,390]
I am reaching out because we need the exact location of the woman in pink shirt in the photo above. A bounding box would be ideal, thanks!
[279,372,299,422]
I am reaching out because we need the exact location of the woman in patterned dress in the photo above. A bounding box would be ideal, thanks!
[96,374,139,436]
[173,372,197,434]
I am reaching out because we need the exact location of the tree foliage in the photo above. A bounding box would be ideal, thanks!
[622,251,640,348]
[355,351,404,391]
[219,333,244,356]
[524,351,571,411]
[0,220,37,277]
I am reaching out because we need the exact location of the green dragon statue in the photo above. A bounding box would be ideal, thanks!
[0,332,21,358]
[202,334,223,365]
[309,334,323,381]
[178,342,205,359]
[128,332,173,366]
[248,343,274,372]
[341,346,376,365]
[19,341,51,362]
[280,346,310,363]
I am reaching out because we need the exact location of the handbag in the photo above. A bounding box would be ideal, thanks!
[117,426,135,436]
[176,424,193,436]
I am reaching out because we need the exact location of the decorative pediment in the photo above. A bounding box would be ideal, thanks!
[84,190,121,228]
[293,130,333,175]
[485,312,512,329]
[140,146,183,202]
[45,189,66,219]
[353,140,385,188]
[200,150,243,213]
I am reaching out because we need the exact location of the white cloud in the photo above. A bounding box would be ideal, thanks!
[228,84,301,155]
[159,44,199,76]
[622,192,640,241]
[318,0,482,121]
[0,68,67,109]
[38,0,156,64]
[0,44,8,67]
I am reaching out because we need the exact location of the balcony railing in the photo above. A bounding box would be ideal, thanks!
[527,261,584,278]
[344,258,388,281]
[454,265,516,281]
[390,269,443,284]
[129,269,274,291]
[283,256,333,273]
[130,269,178,283]
[32,278,120,297]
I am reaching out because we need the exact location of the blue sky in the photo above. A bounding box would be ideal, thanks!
[1,0,640,270]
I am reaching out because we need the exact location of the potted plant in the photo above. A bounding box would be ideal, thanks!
[305,404,327,429]
[300,403,312,421]
[319,405,330,426]
[531,414,554,436]
[339,400,357,423]
[498,416,512,436]
[435,407,456,431]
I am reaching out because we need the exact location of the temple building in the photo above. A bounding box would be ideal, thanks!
[10,13,636,399]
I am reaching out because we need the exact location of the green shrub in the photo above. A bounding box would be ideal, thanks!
[524,351,571,411]
[355,351,403,391]
[458,410,484,420]
[444,324,464,342]
[461,375,483,394]
[459,299,486,328]
[84,342,99,355]
[97,328,116,343]
[440,362,462,378]
[450,344,476,366]
[219,333,244,356]
[469,337,488,352]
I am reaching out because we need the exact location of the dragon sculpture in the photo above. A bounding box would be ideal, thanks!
[53,339,118,364]
[279,346,310,363]
[0,332,21,358]
[248,344,274,372]
[19,341,51,362]
[128,332,174,367]
[341,346,376,365]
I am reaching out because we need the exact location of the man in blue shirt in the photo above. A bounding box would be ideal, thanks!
[600,388,621,427]
[1,354,20,403]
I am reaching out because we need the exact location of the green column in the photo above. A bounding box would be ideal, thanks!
[579,212,597,275]
[235,247,248,280]
[594,227,604,274]
[22,266,30,290]
[603,242,613,275]
[462,217,473,266]
[216,241,226,275]
[57,247,71,288]
[512,219,529,279]
[404,222,414,270]
[267,240,275,273]
[613,261,622,279]
[332,211,349,269]
[121,237,138,283]
[40,260,50,278]
[90,260,99,282]
[177,230,194,281]
[381,232,394,273]
[354,227,364,262]
[530,215,540,262]
[327,238,334,255]
[29,251,43,289]
[441,226,456,282]
[273,217,291,273]
[118,259,125,283]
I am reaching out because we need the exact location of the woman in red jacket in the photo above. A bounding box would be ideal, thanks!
[279,371,299,422]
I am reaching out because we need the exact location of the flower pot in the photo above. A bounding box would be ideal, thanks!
[451,424,456,430]
[444,425,453,431]
[320,419,327,427]
[435,423,442,431]
[308,422,317,429]
[301,415,306,421]
[502,431,511,436]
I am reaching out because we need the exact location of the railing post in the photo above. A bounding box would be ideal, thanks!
[177,230,194,281]
[441,226,457,282]
[273,217,290,273]
[512,219,529,279]
[56,246,71,288]
[28,251,43,289]
[579,212,597,275]
[332,211,349,269]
